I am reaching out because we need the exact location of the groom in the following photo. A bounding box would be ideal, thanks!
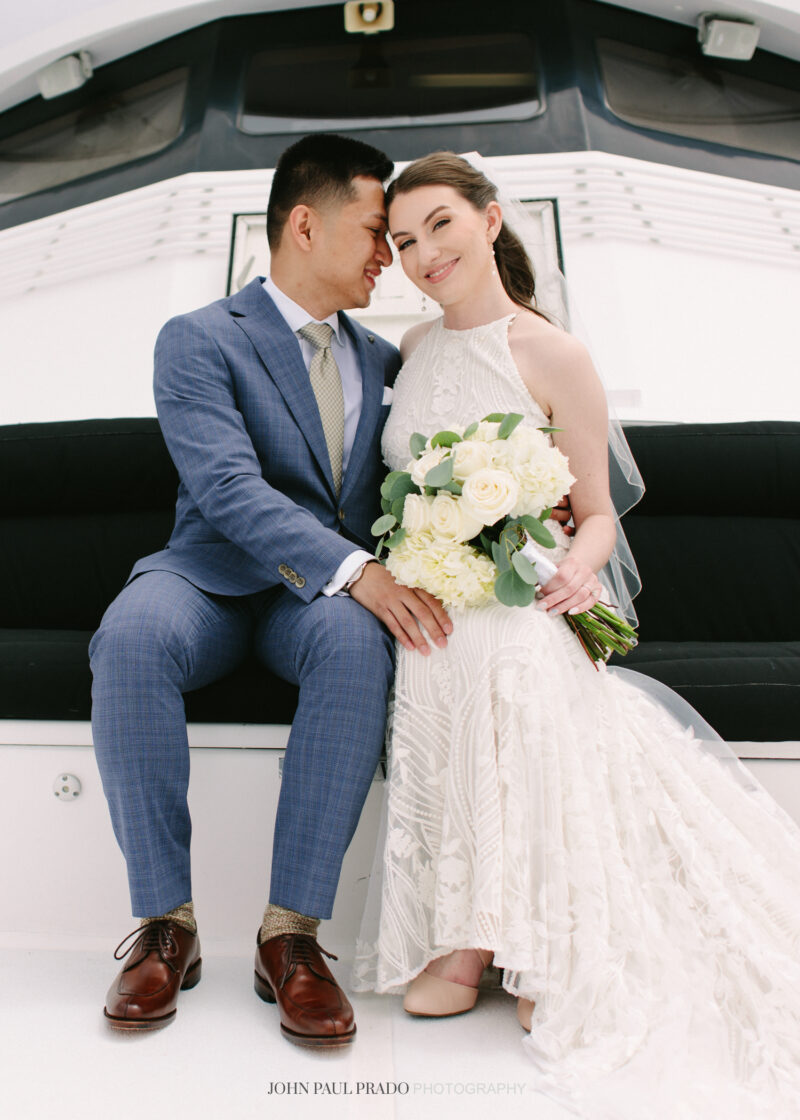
[89,133,451,1046]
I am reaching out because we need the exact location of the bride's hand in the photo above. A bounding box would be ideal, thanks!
[537,557,603,616]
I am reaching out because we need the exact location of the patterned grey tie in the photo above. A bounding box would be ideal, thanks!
[298,321,345,494]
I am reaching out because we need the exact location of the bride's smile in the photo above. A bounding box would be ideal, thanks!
[424,257,459,284]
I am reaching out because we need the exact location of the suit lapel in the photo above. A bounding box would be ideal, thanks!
[340,312,383,503]
[229,280,336,495]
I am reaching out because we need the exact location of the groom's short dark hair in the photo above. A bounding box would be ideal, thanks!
[267,133,393,250]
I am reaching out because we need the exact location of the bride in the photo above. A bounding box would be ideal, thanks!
[352,152,800,1118]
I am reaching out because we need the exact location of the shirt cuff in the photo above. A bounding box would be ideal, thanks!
[322,550,375,597]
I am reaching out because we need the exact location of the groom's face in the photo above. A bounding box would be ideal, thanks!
[313,175,392,311]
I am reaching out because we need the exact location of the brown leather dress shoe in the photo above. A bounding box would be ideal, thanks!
[104,920,202,1031]
[254,932,356,1047]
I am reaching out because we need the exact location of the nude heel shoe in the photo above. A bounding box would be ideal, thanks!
[403,950,493,1018]
[517,998,536,1031]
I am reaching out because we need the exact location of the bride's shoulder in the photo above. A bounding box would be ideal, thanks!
[509,310,596,383]
[399,319,437,362]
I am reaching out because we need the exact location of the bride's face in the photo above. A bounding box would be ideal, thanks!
[388,185,500,306]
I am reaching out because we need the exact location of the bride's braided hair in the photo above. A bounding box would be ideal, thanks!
[385,152,545,318]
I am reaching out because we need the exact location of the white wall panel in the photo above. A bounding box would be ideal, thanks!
[1,155,798,425]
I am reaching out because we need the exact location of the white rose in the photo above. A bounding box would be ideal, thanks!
[402,493,434,534]
[460,468,520,526]
[429,492,484,543]
[451,438,493,480]
[410,446,449,487]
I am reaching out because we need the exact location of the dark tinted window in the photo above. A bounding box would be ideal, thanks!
[241,32,540,132]
[598,39,800,161]
[0,69,188,205]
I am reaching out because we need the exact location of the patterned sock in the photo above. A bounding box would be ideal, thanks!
[140,900,196,934]
[259,902,320,945]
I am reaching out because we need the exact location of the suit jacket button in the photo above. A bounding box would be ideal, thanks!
[278,564,287,576]
[295,577,306,589]
[338,509,345,522]
[289,574,297,584]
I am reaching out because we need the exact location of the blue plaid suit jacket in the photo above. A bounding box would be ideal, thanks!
[130,277,401,598]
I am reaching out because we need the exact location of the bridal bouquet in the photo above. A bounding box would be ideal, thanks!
[372,413,637,663]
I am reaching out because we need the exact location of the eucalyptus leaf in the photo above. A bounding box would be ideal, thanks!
[388,472,418,500]
[439,480,463,495]
[385,527,407,550]
[371,513,397,536]
[431,430,463,449]
[380,497,392,515]
[498,412,524,439]
[380,471,405,499]
[525,518,557,549]
[515,579,538,607]
[494,569,537,607]
[479,532,494,556]
[518,514,542,535]
[409,432,428,459]
[491,540,511,573]
[499,522,524,550]
[425,457,454,488]
[463,421,479,438]
[538,426,563,434]
[482,412,505,423]
[511,550,540,585]
[391,496,407,523]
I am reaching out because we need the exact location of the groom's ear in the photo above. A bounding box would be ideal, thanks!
[285,204,316,252]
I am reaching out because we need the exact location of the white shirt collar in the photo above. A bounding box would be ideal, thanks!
[263,275,342,343]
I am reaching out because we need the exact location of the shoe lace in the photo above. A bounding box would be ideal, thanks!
[113,921,176,963]
[279,934,338,986]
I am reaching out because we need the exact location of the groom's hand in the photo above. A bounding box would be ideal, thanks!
[348,563,452,655]
[550,495,574,536]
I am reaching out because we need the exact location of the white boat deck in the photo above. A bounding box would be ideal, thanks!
[0,945,569,1120]
[2,721,798,1119]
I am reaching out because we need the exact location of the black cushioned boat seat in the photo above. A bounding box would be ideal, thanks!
[0,419,298,725]
[1,418,798,740]
[609,422,800,740]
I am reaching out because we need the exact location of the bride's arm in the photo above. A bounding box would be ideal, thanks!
[517,329,617,616]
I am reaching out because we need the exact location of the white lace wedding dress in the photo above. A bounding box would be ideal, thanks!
[352,315,800,1118]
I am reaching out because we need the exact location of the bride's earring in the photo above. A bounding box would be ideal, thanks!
[489,241,498,277]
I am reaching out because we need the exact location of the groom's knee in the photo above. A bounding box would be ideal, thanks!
[294,596,394,688]
[90,585,189,688]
